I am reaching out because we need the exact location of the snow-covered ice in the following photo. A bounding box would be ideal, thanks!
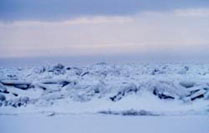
[1,63,209,115]
[0,63,209,133]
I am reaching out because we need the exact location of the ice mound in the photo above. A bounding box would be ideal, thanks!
[0,63,209,115]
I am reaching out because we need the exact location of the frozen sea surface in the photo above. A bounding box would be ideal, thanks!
[1,114,209,133]
[1,63,209,133]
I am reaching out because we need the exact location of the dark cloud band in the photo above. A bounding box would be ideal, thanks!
[0,0,209,21]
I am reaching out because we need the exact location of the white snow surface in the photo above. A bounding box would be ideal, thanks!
[1,114,209,133]
[0,63,209,115]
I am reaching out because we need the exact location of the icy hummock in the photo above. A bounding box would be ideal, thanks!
[0,63,209,116]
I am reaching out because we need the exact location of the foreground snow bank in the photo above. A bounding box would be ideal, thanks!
[0,63,209,115]
[1,114,209,133]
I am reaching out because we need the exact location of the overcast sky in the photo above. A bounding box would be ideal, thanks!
[0,0,209,61]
